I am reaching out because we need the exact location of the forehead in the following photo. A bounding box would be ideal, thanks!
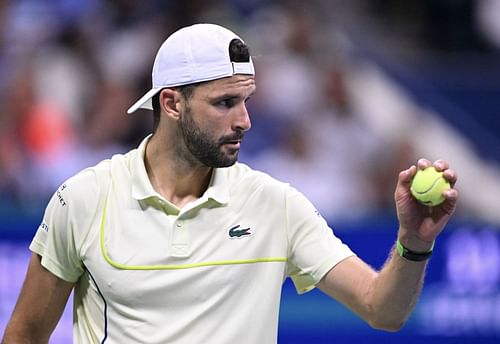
[196,75,256,98]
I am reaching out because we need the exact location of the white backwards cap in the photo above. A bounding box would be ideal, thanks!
[127,23,255,114]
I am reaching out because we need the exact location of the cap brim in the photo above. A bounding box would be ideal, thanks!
[127,88,162,114]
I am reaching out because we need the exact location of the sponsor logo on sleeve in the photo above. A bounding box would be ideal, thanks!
[57,183,67,206]
[38,222,49,232]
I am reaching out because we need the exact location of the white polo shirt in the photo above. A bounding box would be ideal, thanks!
[30,136,354,344]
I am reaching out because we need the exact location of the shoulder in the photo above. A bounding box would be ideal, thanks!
[48,159,110,215]
[62,149,134,199]
[222,162,293,210]
[229,164,323,220]
[226,162,289,193]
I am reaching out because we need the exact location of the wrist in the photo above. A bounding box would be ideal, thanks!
[396,239,434,262]
[397,231,435,253]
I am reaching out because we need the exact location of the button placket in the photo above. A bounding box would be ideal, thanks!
[171,217,189,257]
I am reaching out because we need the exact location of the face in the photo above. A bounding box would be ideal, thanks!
[177,75,255,168]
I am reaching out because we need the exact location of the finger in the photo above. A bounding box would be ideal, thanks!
[399,165,417,186]
[433,159,449,172]
[442,168,458,187]
[444,188,458,202]
[442,188,459,214]
[417,158,432,170]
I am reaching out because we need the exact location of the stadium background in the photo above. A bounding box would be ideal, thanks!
[1,1,499,343]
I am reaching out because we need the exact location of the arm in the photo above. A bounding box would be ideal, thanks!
[2,253,74,344]
[317,249,427,331]
[318,158,458,331]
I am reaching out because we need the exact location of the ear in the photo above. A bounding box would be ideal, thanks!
[159,88,182,120]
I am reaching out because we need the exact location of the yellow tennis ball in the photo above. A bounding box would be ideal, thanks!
[410,167,451,206]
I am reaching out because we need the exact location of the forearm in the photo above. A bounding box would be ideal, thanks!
[2,292,55,344]
[2,254,73,344]
[366,243,429,330]
[2,322,49,344]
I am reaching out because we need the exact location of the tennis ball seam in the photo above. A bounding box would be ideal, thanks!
[411,177,441,195]
[410,167,450,206]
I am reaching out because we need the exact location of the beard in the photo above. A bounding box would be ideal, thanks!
[178,105,243,168]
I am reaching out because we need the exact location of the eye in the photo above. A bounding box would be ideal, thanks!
[216,98,236,108]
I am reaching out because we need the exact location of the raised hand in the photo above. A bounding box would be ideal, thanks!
[395,158,458,251]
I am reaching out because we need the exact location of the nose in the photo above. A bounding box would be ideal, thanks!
[233,103,251,132]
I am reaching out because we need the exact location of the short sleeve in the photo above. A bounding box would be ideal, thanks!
[30,169,100,283]
[285,186,355,294]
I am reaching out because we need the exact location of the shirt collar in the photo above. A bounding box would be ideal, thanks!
[130,135,229,206]
[204,167,229,205]
[131,135,157,201]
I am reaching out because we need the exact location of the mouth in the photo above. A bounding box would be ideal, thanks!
[221,134,244,149]
[222,139,242,149]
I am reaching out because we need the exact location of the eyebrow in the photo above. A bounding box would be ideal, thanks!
[210,90,256,102]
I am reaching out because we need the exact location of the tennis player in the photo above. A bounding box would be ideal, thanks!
[2,23,458,343]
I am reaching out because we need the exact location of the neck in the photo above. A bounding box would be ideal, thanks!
[144,134,212,209]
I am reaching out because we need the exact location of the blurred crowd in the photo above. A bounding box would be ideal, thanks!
[0,0,498,223]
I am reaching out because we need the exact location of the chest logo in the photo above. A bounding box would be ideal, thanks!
[228,225,252,238]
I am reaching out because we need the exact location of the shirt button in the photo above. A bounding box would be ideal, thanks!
[176,220,184,227]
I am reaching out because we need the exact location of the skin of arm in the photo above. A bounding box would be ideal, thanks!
[1,253,74,344]
[317,250,427,331]
[317,158,458,331]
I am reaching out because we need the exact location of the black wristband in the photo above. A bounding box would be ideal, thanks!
[396,240,433,262]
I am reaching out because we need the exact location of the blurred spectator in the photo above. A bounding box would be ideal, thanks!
[0,66,76,201]
[246,6,319,121]
[32,25,96,128]
[252,60,390,221]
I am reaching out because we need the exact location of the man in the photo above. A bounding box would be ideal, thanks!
[2,24,458,343]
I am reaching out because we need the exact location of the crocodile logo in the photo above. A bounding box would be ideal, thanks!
[228,225,251,238]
